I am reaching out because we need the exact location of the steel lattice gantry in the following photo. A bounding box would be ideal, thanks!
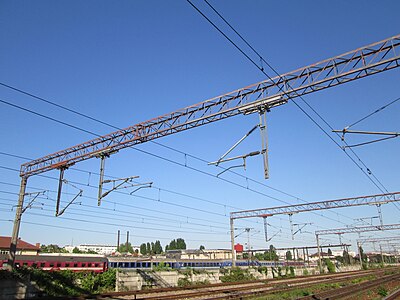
[8,34,400,269]
[230,192,400,219]
[20,34,400,177]
[314,224,400,270]
[357,236,400,245]
[229,192,400,266]
[315,224,400,236]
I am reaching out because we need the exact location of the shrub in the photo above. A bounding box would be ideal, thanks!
[377,286,388,296]
[220,268,255,283]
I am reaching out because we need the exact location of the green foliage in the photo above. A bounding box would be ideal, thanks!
[377,286,388,296]
[285,251,292,260]
[72,247,82,254]
[177,277,191,287]
[119,242,134,254]
[220,267,255,283]
[302,269,309,276]
[257,266,268,275]
[199,245,205,250]
[152,262,171,271]
[40,244,68,253]
[327,248,332,256]
[14,267,115,296]
[289,266,295,277]
[140,243,147,255]
[324,258,335,273]
[167,238,186,250]
[253,245,278,261]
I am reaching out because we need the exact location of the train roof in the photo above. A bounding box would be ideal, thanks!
[0,254,107,262]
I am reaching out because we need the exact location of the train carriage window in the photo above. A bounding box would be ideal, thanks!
[57,263,61,267]
[74,263,78,267]
[95,263,99,267]
[23,262,28,266]
[82,263,86,267]
[32,263,37,268]
[40,263,45,267]
[129,262,136,268]
[65,263,70,267]
[49,263,54,267]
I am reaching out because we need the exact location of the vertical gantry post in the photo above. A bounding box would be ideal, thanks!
[376,204,383,226]
[126,231,129,253]
[117,230,120,252]
[98,154,107,206]
[316,234,322,273]
[259,111,269,179]
[357,241,363,270]
[289,214,294,240]
[55,167,66,216]
[263,216,268,242]
[380,244,384,266]
[230,217,236,267]
[8,176,28,270]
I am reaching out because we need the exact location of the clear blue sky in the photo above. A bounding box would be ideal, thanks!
[0,0,399,254]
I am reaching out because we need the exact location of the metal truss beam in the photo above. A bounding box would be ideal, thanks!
[357,236,400,244]
[231,192,400,219]
[315,223,400,236]
[20,34,400,177]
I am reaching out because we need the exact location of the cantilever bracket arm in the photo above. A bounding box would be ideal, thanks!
[56,179,83,217]
[20,191,46,214]
[129,182,153,195]
[333,129,399,148]
[209,124,259,166]
[293,223,313,236]
[99,176,140,203]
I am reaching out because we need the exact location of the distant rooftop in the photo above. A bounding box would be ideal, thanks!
[0,236,40,251]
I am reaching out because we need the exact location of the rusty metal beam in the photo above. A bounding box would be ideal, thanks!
[231,192,400,219]
[20,34,400,177]
[316,224,400,236]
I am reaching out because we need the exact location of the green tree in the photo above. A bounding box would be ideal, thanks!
[119,242,134,253]
[154,240,163,254]
[169,239,177,250]
[324,258,336,273]
[176,238,186,249]
[343,249,351,265]
[285,250,292,260]
[151,242,155,254]
[328,248,333,256]
[72,247,82,254]
[199,245,205,250]
[40,244,68,253]
[146,242,151,254]
[140,243,147,255]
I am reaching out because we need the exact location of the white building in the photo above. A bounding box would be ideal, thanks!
[65,244,117,255]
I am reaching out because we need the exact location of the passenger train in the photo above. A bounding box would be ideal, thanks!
[0,254,306,273]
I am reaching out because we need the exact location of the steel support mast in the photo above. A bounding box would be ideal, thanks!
[9,34,400,269]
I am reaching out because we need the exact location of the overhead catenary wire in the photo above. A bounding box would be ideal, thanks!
[0,75,380,222]
[187,0,396,206]
[0,28,396,242]
[346,96,400,129]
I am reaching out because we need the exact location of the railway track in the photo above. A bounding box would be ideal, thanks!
[297,272,400,300]
[77,268,397,300]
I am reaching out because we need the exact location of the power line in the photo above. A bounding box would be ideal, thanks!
[0,219,230,243]
[346,96,400,129]
[188,0,393,198]
[0,148,358,227]
[0,83,370,223]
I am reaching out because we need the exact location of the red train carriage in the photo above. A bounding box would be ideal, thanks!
[0,254,107,273]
